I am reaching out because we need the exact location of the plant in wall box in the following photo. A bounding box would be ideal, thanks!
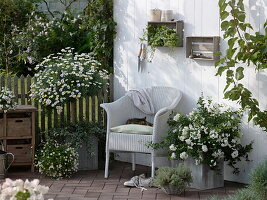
[36,140,78,179]
[154,165,192,195]
[30,47,109,114]
[0,87,17,112]
[161,96,253,174]
[140,25,179,62]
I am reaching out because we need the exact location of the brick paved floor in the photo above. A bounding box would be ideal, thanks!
[2,162,245,200]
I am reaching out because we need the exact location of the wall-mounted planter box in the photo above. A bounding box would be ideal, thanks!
[186,36,220,61]
[147,21,184,47]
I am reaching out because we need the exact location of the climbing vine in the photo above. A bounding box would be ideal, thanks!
[216,0,267,131]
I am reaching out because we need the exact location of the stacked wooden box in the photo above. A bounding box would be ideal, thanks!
[0,105,36,172]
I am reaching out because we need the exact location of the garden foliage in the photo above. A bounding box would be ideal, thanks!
[0,0,116,75]
[210,159,267,200]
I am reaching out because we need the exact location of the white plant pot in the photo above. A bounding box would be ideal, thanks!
[149,9,162,22]
[161,10,173,22]
[183,157,224,190]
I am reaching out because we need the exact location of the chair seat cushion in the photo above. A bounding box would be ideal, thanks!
[110,124,153,135]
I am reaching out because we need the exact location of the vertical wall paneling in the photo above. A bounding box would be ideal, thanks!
[114,0,267,184]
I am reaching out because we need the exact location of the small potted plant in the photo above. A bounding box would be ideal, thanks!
[140,25,180,62]
[154,164,192,195]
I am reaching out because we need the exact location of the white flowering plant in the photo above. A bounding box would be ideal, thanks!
[0,178,52,200]
[35,141,78,179]
[163,96,253,173]
[30,47,109,114]
[0,88,17,112]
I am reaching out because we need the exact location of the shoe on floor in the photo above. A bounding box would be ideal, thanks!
[124,174,153,188]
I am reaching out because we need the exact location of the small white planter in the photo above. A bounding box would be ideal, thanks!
[161,10,174,22]
[149,9,162,22]
[183,157,224,190]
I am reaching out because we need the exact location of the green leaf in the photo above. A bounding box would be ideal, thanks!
[221,21,230,30]
[216,66,227,76]
[215,58,225,67]
[235,67,244,80]
[218,0,226,7]
[220,11,229,20]
[228,37,238,48]
[237,13,246,22]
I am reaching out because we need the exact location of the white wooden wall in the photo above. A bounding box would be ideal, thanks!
[113,0,267,183]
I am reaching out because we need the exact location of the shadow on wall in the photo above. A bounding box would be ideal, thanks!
[113,0,136,97]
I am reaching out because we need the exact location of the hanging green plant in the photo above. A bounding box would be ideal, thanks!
[216,0,267,131]
[140,25,180,62]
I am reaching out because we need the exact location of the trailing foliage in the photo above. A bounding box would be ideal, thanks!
[154,165,192,189]
[140,25,180,62]
[217,0,267,131]
[82,0,116,73]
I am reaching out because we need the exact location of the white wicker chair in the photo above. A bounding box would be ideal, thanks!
[100,86,182,178]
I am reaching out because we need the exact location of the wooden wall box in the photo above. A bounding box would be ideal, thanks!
[148,21,184,47]
[186,36,220,61]
[0,105,36,171]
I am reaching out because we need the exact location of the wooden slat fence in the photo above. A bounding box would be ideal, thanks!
[0,74,113,134]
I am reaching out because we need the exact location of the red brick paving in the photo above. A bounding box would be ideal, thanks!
[1,162,244,200]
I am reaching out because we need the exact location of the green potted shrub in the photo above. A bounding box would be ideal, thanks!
[140,25,180,62]
[154,165,192,195]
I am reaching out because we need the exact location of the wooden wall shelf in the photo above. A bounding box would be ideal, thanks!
[186,36,220,61]
[0,105,37,172]
[147,20,184,47]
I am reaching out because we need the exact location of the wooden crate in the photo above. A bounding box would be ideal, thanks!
[7,144,32,163]
[7,118,31,137]
[0,105,36,171]
[0,118,4,137]
[186,36,220,61]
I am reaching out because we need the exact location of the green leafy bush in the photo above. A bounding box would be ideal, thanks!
[36,141,78,179]
[210,159,267,200]
[154,165,192,189]
[83,0,116,73]
[0,0,41,74]
[42,121,106,155]
[250,159,267,199]
[209,189,260,200]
